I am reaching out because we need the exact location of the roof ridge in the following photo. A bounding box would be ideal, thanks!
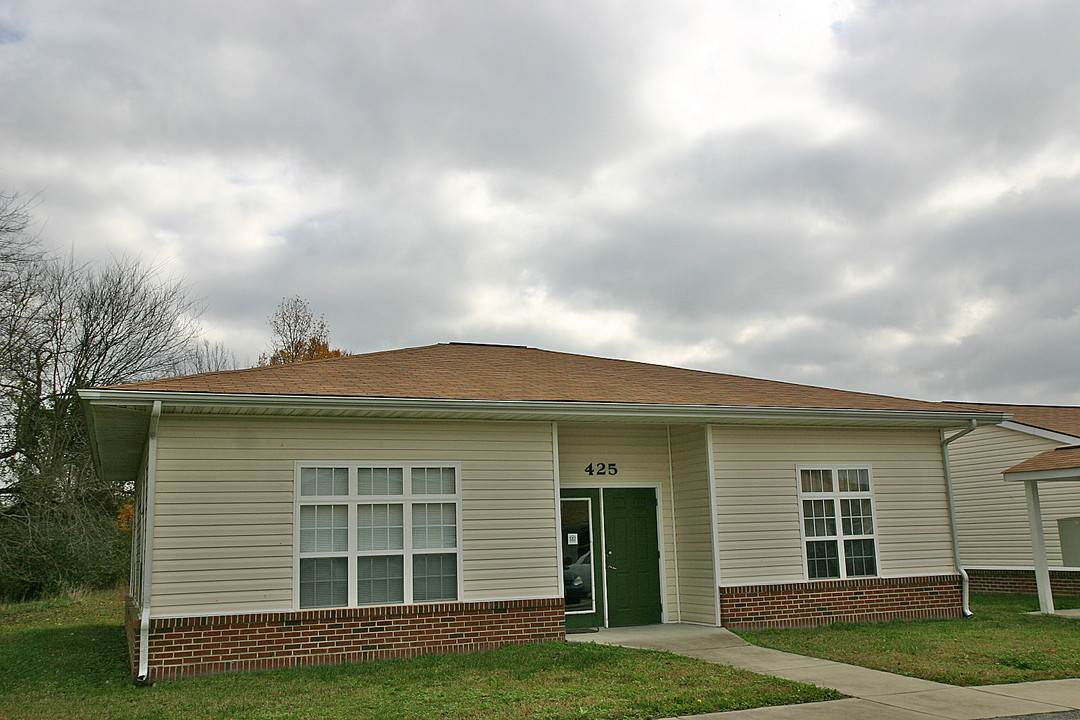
[454,343,945,404]
[944,401,1080,410]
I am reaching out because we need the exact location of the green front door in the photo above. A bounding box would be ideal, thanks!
[560,486,662,628]
[603,488,662,626]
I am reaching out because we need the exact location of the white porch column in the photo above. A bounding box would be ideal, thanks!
[1024,479,1054,614]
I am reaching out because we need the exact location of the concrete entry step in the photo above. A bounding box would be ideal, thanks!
[565,623,749,653]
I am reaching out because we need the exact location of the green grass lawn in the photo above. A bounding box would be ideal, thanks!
[740,593,1080,686]
[0,591,839,720]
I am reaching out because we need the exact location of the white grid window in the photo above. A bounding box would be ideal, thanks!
[301,466,349,497]
[412,503,457,549]
[413,553,458,602]
[296,464,461,610]
[411,467,456,495]
[357,555,404,605]
[357,467,404,496]
[357,504,404,552]
[797,467,878,580]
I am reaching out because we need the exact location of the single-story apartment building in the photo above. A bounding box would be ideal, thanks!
[943,403,1080,596]
[80,342,1006,682]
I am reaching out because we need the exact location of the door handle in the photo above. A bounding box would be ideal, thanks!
[607,564,617,570]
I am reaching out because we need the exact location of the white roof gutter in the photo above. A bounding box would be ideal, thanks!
[78,389,1008,427]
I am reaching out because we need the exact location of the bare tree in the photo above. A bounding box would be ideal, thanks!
[0,191,44,372]
[2,255,199,477]
[0,191,44,497]
[0,189,33,242]
[0,232,201,598]
[171,338,239,376]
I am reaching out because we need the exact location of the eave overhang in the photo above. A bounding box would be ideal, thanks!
[999,420,1080,445]
[79,388,1009,485]
[1004,468,1080,483]
[78,388,1009,423]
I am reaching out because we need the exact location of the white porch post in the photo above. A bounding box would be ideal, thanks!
[1023,479,1054,614]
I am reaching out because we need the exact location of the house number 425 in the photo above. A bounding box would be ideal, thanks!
[584,462,618,476]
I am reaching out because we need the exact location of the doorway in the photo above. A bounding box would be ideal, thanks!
[560,487,662,628]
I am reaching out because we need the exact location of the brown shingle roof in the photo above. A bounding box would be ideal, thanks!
[1004,445,1080,476]
[945,402,1080,438]
[99,343,969,413]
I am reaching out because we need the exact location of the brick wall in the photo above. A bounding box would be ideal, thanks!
[967,568,1080,597]
[126,598,566,682]
[719,575,963,630]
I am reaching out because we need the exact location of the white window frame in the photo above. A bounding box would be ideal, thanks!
[795,465,879,581]
[560,496,597,616]
[293,462,464,610]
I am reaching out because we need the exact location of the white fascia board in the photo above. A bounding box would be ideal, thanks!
[1004,468,1080,483]
[1000,420,1080,445]
[77,388,1008,427]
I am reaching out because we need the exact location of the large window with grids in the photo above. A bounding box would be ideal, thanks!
[294,464,461,609]
[797,466,878,580]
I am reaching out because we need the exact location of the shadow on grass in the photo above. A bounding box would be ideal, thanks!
[0,623,130,695]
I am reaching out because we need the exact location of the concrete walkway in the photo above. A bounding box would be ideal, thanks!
[567,624,1080,720]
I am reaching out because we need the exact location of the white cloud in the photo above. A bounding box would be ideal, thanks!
[923,141,1080,218]
[941,299,999,345]
[637,1,864,142]
[458,284,639,348]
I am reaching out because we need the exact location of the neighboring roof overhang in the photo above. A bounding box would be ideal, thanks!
[999,420,1080,445]
[1003,445,1080,483]
[80,388,1008,486]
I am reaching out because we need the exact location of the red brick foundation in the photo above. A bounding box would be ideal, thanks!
[126,598,566,682]
[719,575,963,630]
[967,568,1080,597]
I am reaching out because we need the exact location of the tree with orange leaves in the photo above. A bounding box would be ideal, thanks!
[257,296,346,366]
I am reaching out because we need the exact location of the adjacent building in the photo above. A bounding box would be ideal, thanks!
[944,403,1080,596]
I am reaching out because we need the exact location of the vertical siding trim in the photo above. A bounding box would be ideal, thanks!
[652,483,669,623]
[551,423,563,597]
[705,424,722,625]
[139,400,162,683]
[666,425,682,622]
[598,490,609,627]
[130,452,147,604]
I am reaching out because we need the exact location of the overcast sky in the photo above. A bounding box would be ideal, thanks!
[2,1,1079,404]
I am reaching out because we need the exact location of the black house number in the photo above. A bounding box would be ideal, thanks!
[584,462,618,476]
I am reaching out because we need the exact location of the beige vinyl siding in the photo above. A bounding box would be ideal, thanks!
[711,426,955,586]
[151,415,557,616]
[557,423,677,620]
[949,424,1080,567]
[669,425,717,624]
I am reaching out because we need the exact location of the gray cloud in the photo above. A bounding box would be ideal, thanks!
[2,1,1079,404]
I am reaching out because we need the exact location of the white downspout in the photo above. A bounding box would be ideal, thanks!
[940,419,978,617]
[137,400,162,683]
